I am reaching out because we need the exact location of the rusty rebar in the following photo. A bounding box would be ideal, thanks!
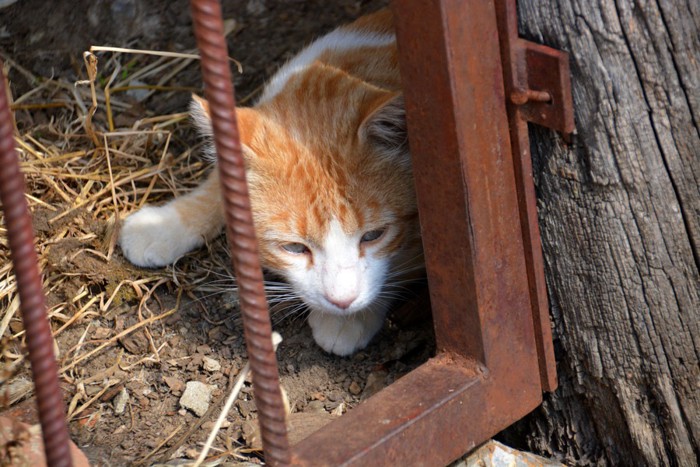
[189,1,291,465]
[0,63,73,467]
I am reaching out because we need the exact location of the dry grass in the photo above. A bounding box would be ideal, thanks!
[0,43,243,446]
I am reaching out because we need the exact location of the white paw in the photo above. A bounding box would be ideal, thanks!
[119,204,203,267]
[307,309,386,356]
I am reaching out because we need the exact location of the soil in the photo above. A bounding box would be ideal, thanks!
[0,1,436,465]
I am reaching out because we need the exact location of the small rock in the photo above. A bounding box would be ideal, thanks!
[309,392,325,401]
[324,399,342,411]
[334,373,348,384]
[348,381,362,396]
[453,440,563,466]
[330,402,345,417]
[92,327,111,340]
[327,390,343,402]
[237,399,257,418]
[304,400,326,414]
[163,376,185,394]
[208,326,225,341]
[113,387,129,415]
[202,356,221,372]
[362,370,389,400]
[179,381,213,417]
[196,344,212,354]
[118,331,148,354]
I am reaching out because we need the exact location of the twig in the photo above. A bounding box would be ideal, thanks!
[59,288,181,374]
[193,333,284,467]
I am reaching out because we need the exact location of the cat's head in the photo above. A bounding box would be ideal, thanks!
[191,64,421,316]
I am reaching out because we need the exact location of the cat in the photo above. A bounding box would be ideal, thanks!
[118,9,424,356]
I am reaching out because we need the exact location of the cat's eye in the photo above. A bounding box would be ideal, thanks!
[281,242,310,254]
[360,229,385,243]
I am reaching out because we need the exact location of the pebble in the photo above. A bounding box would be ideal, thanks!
[237,399,257,418]
[309,391,325,401]
[348,381,362,396]
[163,376,185,394]
[179,381,213,417]
[324,399,342,411]
[113,387,129,415]
[362,370,389,400]
[92,327,111,340]
[330,402,345,417]
[202,356,221,372]
[304,400,326,414]
[454,440,564,466]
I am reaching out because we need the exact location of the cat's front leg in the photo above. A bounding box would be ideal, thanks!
[120,170,223,267]
[308,307,387,356]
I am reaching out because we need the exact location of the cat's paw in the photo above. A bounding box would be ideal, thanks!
[307,310,386,356]
[119,204,203,268]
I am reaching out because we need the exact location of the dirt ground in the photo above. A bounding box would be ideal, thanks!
[0,1,437,465]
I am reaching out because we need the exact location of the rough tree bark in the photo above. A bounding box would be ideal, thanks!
[500,1,699,465]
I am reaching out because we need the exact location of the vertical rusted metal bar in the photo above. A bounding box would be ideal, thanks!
[0,62,73,467]
[395,0,540,379]
[495,0,569,392]
[189,1,291,465]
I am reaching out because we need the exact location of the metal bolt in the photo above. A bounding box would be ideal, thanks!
[510,88,552,105]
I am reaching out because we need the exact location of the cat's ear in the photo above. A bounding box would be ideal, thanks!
[190,94,260,159]
[358,92,409,164]
[190,94,213,137]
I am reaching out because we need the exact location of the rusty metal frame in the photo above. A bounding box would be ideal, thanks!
[0,0,571,465]
[290,0,571,464]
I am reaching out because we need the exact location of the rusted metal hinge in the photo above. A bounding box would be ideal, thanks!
[499,1,575,136]
[496,0,575,392]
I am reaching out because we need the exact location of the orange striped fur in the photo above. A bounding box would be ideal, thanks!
[119,9,423,355]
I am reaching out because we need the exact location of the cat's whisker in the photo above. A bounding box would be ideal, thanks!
[378,290,410,299]
[268,296,301,306]
[272,301,309,326]
[386,263,426,279]
[388,252,425,269]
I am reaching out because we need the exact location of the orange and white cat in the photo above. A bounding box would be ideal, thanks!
[119,9,423,356]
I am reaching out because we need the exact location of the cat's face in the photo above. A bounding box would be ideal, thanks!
[194,64,421,317]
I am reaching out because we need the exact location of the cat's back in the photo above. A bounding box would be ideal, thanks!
[258,9,399,103]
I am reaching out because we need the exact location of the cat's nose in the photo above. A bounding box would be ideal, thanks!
[325,295,357,310]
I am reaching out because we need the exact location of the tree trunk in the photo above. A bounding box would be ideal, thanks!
[501,1,700,465]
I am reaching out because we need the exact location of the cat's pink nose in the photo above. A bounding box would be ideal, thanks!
[326,295,356,310]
